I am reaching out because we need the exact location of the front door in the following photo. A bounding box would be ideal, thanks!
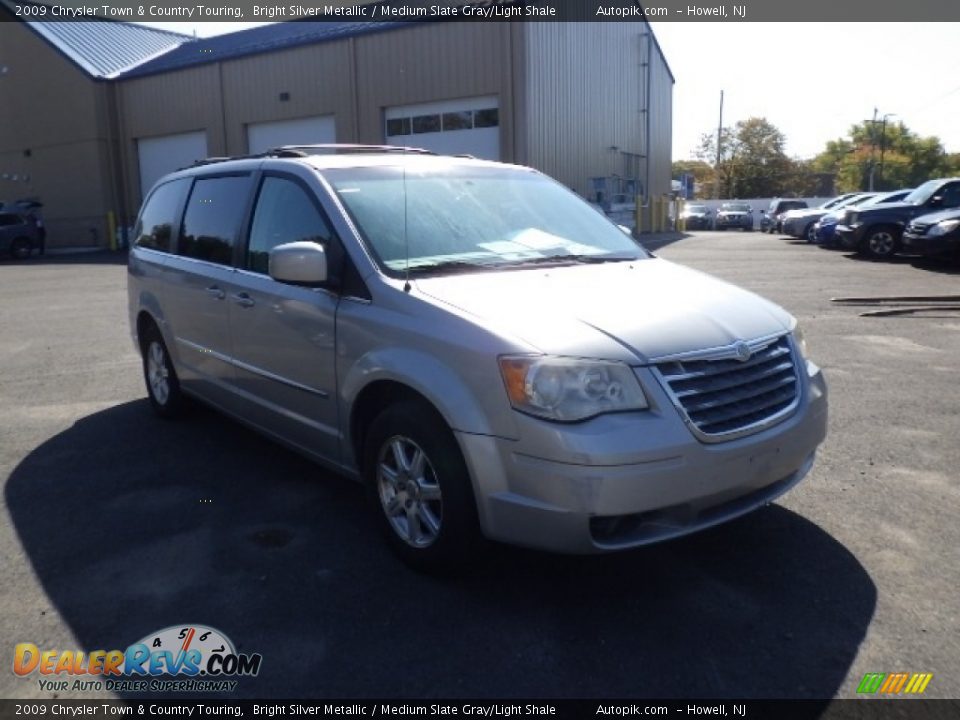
[225,173,342,463]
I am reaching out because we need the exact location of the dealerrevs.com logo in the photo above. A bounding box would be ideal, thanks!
[13,625,262,693]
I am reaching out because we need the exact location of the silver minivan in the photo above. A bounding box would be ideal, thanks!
[128,146,828,571]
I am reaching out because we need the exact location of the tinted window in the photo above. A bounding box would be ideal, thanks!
[386,118,411,137]
[0,213,22,227]
[938,183,960,209]
[134,179,189,252]
[442,112,473,131]
[246,176,336,275]
[412,114,441,134]
[474,108,499,128]
[178,175,251,265]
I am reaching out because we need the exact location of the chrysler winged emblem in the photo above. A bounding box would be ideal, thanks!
[733,341,752,362]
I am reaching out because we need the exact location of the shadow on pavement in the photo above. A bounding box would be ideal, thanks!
[6,400,876,699]
[638,232,690,252]
[839,252,960,274]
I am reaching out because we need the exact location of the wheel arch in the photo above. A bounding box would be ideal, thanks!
[342,350,503,473]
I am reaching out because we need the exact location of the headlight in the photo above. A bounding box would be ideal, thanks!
[792,323,819,376]
[792,323,809,359]
[498,356,648,422]
[929,219,960,236]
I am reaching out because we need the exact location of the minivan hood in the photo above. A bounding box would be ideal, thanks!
[414,258,793,363]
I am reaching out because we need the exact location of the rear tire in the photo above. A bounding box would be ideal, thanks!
[10,237,32,260]
[141,324,185,419]
[363,400,481,573]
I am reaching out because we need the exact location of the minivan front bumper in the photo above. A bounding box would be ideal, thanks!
[457,366,828,554]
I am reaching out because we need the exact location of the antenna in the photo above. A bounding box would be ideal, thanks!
[402,163,411,293]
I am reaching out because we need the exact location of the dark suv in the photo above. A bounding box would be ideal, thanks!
[0,212,40,259]
[761,199,808,233]
[835,178,960,259]
[715,202,754,231]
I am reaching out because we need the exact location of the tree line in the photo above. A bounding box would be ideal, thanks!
[673,117,960,199]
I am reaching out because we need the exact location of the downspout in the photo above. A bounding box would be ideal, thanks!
[644,25,652,213]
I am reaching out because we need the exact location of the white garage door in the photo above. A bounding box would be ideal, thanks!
[247,115,336,154]
[385,96,500,161]
[137,131,208,197]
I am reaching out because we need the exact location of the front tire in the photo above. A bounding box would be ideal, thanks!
[141,324,185,419]
[363,401,480,572]
[863,227,900,260]
[804,223,817,243]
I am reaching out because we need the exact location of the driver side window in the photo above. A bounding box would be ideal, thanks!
[247,176,337,275]
[938,183,960,210]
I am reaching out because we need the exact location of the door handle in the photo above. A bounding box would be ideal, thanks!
[232,292,255,308]
[205,285,225,300]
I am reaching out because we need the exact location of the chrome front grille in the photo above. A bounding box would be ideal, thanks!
[654,335,800,441]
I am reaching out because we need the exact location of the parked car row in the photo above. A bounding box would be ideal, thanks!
[760,199,809,234]
[771,178,960,260]
[680,202,755,231]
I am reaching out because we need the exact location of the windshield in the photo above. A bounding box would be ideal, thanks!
[904,179,944,206]
[822,194,855,210]
[857,191,906,208]
[721,203,751,212]
[325,165,648,275]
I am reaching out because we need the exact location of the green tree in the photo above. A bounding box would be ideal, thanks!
[812,121,956,192]
[695,117,801,198]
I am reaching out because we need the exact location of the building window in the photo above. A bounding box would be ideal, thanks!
[442,111,473,131]
[473,108,499,128]
[386,117,411,137]
[412,114,441,134]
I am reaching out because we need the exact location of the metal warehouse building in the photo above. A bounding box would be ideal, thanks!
[0,8,674,249]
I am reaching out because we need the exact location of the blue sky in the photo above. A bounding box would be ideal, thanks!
[138,21,960,161]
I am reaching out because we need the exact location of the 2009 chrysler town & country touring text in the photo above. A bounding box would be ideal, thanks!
[128,146,828,571]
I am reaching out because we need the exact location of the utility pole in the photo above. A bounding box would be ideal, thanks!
[716,90,724,199]
[868,107,878,191]
[878,113,895,189]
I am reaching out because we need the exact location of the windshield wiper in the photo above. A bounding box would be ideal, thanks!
[500,254,638,267]
[406,260,492,276]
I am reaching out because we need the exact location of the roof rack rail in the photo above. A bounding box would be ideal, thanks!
[269,144,436,155]
[177,144,435,172]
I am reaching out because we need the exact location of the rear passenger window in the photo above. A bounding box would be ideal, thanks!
[135,179,189,252]
[0,214,20,226]
[178,175,251,265]
[246,176,337,275]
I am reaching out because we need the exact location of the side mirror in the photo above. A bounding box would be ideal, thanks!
[928,195,943,208]
[269,241,328,286]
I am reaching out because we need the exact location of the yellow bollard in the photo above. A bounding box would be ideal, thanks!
[635,200,644,234]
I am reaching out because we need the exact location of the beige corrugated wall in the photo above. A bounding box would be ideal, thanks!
[0,19,113,247]
[519,22,673,201]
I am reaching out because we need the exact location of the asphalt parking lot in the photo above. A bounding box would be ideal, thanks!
[1,232,958,701]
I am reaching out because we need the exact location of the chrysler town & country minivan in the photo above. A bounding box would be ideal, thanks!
[128,146,828,570]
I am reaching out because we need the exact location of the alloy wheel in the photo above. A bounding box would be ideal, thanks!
[377,435,443,548]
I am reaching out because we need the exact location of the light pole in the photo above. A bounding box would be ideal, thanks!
[716,90,724,199]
